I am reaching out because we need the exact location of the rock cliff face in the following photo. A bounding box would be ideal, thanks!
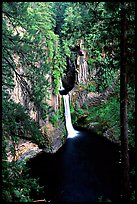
[11,39,89,119]
[61,57,76,94]
[71,71,120,109]
[9,39,90,161]
[76,40,89,84]
[9,38,119,161]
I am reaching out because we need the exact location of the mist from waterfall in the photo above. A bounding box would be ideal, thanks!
[63,94,79,138]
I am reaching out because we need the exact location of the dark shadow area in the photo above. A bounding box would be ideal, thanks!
[27,129,122,202]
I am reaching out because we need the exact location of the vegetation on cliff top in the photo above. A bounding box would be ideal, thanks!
[2,2,135,202]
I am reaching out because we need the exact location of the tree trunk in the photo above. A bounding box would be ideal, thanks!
[120,2,130,202]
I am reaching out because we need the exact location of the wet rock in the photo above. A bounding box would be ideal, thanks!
[60,57,76,95]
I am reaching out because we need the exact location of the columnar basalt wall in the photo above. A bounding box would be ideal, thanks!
[76,39,89,84]
[10,38,90,154]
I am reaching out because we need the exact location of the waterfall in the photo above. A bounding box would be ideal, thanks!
[59,76,79,138]
[63,94,79,138]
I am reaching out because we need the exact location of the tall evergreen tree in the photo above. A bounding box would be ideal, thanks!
[120,2,129,201]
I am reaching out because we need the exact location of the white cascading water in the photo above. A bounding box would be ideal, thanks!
[63,94,79,138]
[60,79,79,138]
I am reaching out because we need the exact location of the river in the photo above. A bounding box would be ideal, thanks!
[27,128,121,202]
[27,93,121,202]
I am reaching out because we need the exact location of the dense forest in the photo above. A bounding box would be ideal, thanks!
[2,2,135,202]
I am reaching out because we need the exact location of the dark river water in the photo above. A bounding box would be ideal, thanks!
[27,128,122,202]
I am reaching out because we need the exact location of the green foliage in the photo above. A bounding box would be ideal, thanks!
[130,190,135,202]
[70,103,78,125]
[85,95,120,139]
[2,1,62,120]
[51,2,70,35]
[49,107,65,127]
[52,45,66,94]
[127,85,135,148]
[49,112,59,127]
[72,84,121,140]
[2,96,47,202]
[2,159,45,202]
[76,107,85,117]
[86,82,96,92]
[97,195,112,202]
[2,1,135,202]
[60,2,135,92]
[2,2,61,202]
[60,0,135,148]
[2,97,47,148]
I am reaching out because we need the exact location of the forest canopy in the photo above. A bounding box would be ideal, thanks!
[2,2,135,202]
